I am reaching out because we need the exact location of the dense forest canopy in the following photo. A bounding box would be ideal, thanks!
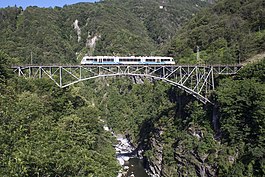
[0,0,209,64]
[0,53,264,176]
[0,0,264,176]
[1,0,264,64]
[166,0,265,64]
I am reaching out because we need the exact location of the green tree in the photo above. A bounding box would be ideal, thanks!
[217,68,265,176]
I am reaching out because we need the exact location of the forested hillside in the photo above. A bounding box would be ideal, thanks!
[1,0,264,65]
[93,60,264,177]
[0,0,265,176]
[0,51,120,176]
[166,0,265,64]
[1,54,264,176]
[0,0,208,64]
[103,0,208,45]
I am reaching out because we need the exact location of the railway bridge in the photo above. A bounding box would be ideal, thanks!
[12,64,242,104]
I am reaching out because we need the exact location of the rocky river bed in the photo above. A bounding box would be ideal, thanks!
[103,125,149,177]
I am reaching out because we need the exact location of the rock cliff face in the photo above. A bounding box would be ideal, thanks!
[133,94,223,177]
[86,33,100,56]
[144,123,219,177]
[147,136,164,176]
[73,19,81,42]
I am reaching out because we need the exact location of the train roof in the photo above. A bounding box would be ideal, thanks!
[83,56,173,58]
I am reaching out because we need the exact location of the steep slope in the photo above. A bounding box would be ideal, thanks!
[86,59,264,177]
[0,52,120,176]
[0,7,77,64]
[166,0,265,64]
[61,2,156,57]
[0,0,210,64]
[0,4,156,64]
[242,52,265,65]
[103,0,209,45]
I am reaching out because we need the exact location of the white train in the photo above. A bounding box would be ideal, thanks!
[81,56,175,65]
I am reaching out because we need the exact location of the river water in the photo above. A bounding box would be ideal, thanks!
[115,134,149,177]
[125,158,149,177]
[103,125,149,177]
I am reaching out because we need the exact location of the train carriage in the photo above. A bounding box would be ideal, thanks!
[81,56,175,65]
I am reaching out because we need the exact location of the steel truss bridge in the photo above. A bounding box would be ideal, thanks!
[12,64,242,104]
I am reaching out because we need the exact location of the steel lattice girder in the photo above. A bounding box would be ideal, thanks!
[11,64,242,104]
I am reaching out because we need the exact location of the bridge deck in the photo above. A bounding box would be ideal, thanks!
[11,64,243,67]
[11,64,243,104]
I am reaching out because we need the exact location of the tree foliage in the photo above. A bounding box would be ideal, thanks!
[166,0,265,64]
[1,1,265,176]
[0,0,209,64]
[0,68,119,176]
[216,60,265,176]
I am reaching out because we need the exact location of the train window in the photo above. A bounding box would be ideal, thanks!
[120,58,129,62]
[120,58,140,62]
[86,58,97,61]
[161,59,171,62]
[103,58,114,62]
[146,59,156,62]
